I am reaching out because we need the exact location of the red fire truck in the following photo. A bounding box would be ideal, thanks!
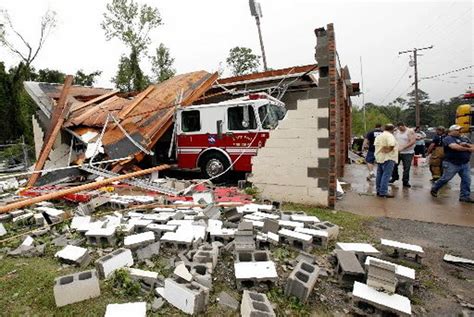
[174,93,286,179]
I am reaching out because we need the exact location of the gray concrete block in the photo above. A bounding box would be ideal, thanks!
[262,219,279,234]
[367,260,397,293]
[53,270,100,307]
[241,290,276,317]
[218,291,239,311]
[95,248,134,279]
[136,241,161,261]
[285,260,320,303]
[335,250,365,288]
[162,277,209,315]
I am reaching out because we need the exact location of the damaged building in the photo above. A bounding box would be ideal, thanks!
[25,24,358,208]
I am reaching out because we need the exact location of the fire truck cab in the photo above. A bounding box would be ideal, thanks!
[175,93,286,179]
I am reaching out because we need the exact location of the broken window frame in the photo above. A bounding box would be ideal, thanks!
[227,105,258,131]
[181,110,201,133]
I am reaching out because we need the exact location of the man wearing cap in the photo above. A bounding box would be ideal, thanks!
[431,125,474,203]
[374,124,398,198]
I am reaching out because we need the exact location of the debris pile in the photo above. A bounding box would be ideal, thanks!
[0,179,443,316]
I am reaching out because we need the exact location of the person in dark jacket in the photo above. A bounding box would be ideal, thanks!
[431,125,474,203]
[426,126,446,181]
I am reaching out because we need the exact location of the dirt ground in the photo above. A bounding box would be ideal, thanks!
[369,217,474,316]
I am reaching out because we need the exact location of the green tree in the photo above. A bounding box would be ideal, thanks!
[74,69,102,86]
[226,46,260,76]
[0,9,57,144]
[150,43,176,83]
[405,89,432,126]
[102,0,162,92]
[36,68,65,83]
[352,106,390,137]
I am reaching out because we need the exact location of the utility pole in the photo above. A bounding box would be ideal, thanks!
[249,0,268,71]
[399,45,433,126]
[360,56,366,132]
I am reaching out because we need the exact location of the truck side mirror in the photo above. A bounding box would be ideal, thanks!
[216,120,223,139]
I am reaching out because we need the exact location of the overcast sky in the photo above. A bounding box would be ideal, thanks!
[0,0,472,105]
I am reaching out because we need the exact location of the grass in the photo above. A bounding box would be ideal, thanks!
[282,203,375,243]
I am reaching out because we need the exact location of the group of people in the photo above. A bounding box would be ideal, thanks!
[363,123,473,203]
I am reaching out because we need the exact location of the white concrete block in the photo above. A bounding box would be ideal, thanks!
[443,254,474,265]
[278,220,304,229]
[234,261,278,280]
[242,220,264,228]
[278,229,312,243]
[85,226,116,237]
[70,216,91,230]
[290,215,320,223]
[0,223,7,236]
[352,282,411,316]
[163,278,208,315]
[55,245,88,262]
[21,235,34,247]
[365,257,415,280]
[192,191,214,204]
[96,248,134,278]
[237,204,273,214]
[35,206,65,219]
[381,239,424,254]
[124,232,155,248]
[153,207,176,212]
[336,243,380,254]
[295,227,329,238]
[104,302,147,317]
[174,263,193,282]
[142,213,175,222]
[126,268,159,280]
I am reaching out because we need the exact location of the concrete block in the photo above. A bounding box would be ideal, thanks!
[124,231,155,249]
[53,270,100,307]
[126,268,159,291]
[34,213,45,226]
[234,251,278,288]
[285,260,320,303]
[313,221,339,240]
[145,223,177,237]
[278,220,304,229]
[70,216,91,231]
[335,250,365,288]
[174,263,193,282]
[365,257,415,281]
[278,228,313,251]
[162,277,209,315]
[136,241,161,261]
[95,248,134,279]
[367,260,397,293]
[352,282,411,316]
[336,242,380,262]
[35,206,65,220]
[104,302,147,317]
[241,290,276,317]
[192,244,219,269]
[55,245,90,267]
[188,263,213,288]
[290,214,320,224]
[262,219,279,234]
[85,227,116,247]
[0,223,6,236]
[12,212,34,224]
[22,235,34,247]
[218,291,239,311]
[295,227,329,248]
[380,238,424,263]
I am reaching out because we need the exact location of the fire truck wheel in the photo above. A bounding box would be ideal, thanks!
[200,152,230,181]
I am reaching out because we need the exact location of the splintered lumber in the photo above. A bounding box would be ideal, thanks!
[70,90,119,112]
[0,164,171,213]
[27,75,74,187]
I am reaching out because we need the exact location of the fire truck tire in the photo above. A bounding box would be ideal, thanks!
[199,152,230,181]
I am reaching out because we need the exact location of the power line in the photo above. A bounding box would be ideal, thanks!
[399,45,434,126]
[420,65,473,81]
[379,65,410,105]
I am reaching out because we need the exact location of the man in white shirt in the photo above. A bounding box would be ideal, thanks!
[390,122,416,188]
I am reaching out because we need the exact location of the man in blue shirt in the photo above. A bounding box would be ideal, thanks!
[431,125,474,203]
[363,123,383,181]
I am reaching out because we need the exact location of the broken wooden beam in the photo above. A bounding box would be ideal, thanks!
[0,164,171,213]
[27,75,74,187]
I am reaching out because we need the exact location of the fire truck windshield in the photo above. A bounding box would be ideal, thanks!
[258,104,285,129]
